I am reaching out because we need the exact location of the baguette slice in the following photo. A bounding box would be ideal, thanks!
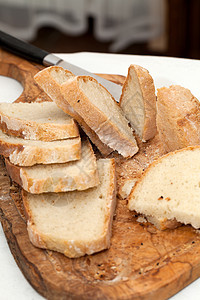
[0,130,81,166]
[5,139,99,193]
[60,75,138,158]
[34,66,112,156]
[0,102,79,141]
[128,146,200,229]
[22,158,116,258]
[120,65,157,141]
[157,85,200,153]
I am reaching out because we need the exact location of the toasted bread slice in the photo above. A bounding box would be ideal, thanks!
[22,159,116,258]
[0,130,81,166]
[0,102,79,141]
[157,85,200,153]
[120,65,157,141]
[128,146,200,229]
[5,139,99,193]
[34,66,112,156]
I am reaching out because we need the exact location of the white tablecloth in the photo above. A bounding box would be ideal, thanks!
[1,52,200,300]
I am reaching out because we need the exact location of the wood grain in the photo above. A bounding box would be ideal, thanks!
[0,49,200,300]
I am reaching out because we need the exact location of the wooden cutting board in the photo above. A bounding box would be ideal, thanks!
[1,49,200,300]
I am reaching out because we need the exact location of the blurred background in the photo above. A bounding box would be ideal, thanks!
[0,0,199,59]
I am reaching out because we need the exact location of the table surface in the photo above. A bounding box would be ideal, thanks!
[1,52,200,300]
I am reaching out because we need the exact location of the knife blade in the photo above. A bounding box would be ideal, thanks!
[0,30,122,102]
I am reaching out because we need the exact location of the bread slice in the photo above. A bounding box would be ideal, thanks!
[120,65,157,142]
[60,75,138,158]
[0,129,81,166]
[128,146,200,229]
[0,102,79,141]
[34,66,112,156]
[157,85,200,153]
[5,139,99,193]
[119,177,180,230]
[22,158,116,258]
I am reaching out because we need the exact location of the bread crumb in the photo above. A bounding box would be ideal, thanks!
[137,216,147,223]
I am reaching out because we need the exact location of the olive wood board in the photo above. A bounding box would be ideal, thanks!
[0,49,200,300]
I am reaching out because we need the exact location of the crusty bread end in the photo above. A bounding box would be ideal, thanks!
[157,85,200,153]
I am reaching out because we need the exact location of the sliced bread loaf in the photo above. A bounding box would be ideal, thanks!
[0,130,81,166]
[0,102,79,141]
[5,139,99,193]
[60,75,138,158]
[128,146,200,229]
[157,85,200,153]
[120,65,157,141]
[22,158,116,258]
[34,66,112,156]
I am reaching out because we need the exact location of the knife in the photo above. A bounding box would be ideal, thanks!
[0,30,122,102]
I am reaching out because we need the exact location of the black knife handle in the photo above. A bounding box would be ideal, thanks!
[0,30,49,64]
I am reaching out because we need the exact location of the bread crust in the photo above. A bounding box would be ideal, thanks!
[120,64,157,141]
[134,65,157,141]
[60,76,138,158]
[157,85,200,153]
[101,159,117,248]
[0,133,81,166]
[34,66,112,156]
[0,102,79,141]
[22,159,117,258]
[5,139,99,193]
